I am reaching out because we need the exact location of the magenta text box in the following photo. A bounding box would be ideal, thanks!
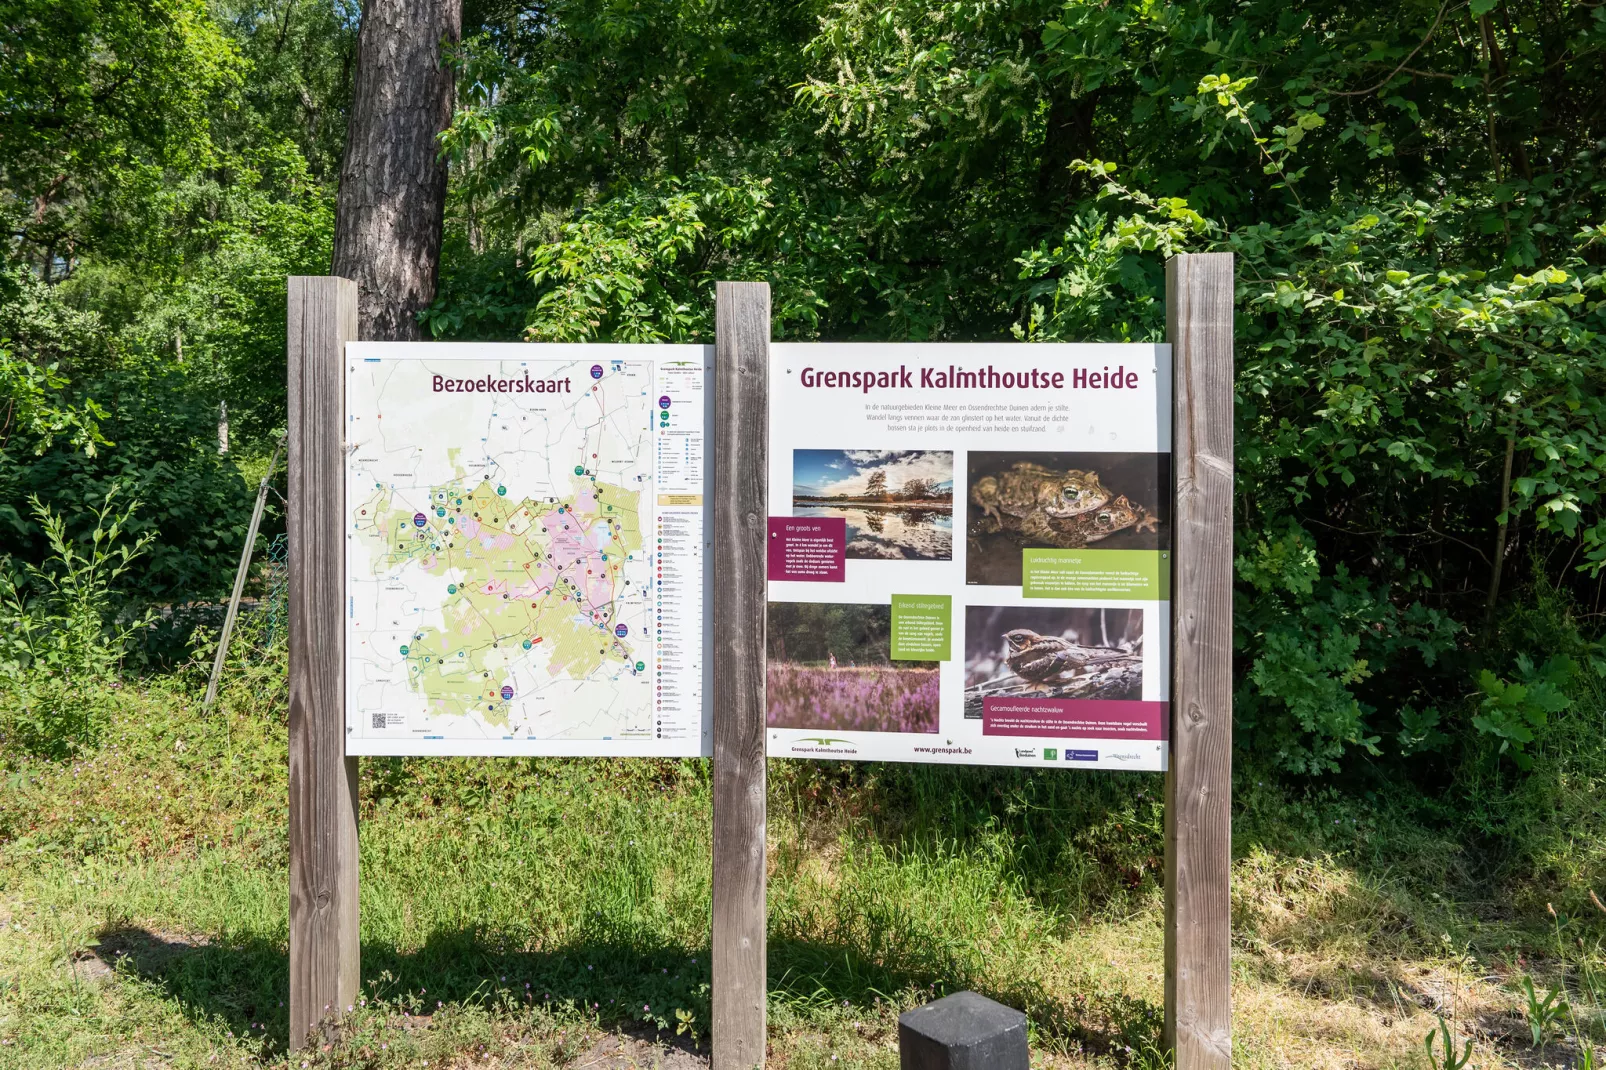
[768,516,846,582]
[982,697,1168,740]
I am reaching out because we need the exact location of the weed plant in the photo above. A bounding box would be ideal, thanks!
[0,488,153,760]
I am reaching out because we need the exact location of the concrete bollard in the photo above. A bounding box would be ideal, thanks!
[898,990,1029,1069]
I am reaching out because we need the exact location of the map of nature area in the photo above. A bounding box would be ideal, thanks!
[344,344,699,756]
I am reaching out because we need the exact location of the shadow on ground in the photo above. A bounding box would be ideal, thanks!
[84,923,1152,1062]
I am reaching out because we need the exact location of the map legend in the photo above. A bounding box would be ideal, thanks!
[652,510,703,742]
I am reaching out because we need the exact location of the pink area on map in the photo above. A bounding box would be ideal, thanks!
[458,517,482,539]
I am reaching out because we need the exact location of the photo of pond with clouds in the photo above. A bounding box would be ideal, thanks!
[792,449,954,560]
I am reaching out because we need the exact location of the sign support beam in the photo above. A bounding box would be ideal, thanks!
[1163,252,1235,1068]
[712,281,771,1070]
[288,275,361,1051]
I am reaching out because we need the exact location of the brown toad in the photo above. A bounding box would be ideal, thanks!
[1038,494,1159,548]
[970,462,1112,544]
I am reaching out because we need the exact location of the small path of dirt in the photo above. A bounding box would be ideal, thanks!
[567,1032,708,1069]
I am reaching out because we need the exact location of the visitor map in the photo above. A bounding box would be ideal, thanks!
[344,343,710,756]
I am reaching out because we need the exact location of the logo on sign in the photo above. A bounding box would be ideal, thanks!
[500,685,514,700]
[1067,749,1099,761]
[615,624,629,637]
[1107,752,1143,762]
[1014,748,1036,759]
[1043,748,1058,761]
[590,364,604,379]
[787,735,858,755]
[413,513,427,527]
[658,395,671,409]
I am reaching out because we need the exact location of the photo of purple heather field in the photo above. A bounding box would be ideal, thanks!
[766,601,940,733]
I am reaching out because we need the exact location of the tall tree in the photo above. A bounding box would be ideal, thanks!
[331,0,460,339]
[0,0,236,274]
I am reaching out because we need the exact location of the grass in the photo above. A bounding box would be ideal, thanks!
[1,639,1604,1068]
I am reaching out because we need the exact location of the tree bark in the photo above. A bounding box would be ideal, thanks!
[331,0,461,340]
[1036,86,1097,204]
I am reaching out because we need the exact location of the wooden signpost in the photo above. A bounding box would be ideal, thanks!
[711,282,772,1070]
[1164,253,1235,1068]
[284,254,1234,1067]
[287,276,361,1050]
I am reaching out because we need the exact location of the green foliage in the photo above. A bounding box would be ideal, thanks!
[0,487,154,682]
[0,344,108,464]
[1517,973,1568,1048]
[1396,704,1448,757]
[1233,520,1460,773]
[1424,1016,1473,1070]
[1448,578,1606,916]
[0,488,155,759]
[0,1,344,617]
[1473,656,1574,770]
[0,0,241,268]
[416,0,1606,779]
[1,353,255,602]
[1071,126,1606,773]
[0,0,1602,791]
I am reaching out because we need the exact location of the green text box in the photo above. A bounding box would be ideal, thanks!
[1022,549,1171,600]
[891,593,952,660]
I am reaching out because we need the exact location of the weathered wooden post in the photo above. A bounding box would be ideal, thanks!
[1163,252,1235,1068]
[287,276,361,1050]
[712,281,770,1070]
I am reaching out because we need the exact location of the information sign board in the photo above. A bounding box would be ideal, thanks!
[342,342,712,756]
[765,343,1171,770]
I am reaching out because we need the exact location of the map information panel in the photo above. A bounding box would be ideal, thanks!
[344,342,711,757]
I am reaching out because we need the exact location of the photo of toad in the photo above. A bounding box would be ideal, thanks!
[965,451,1170,586]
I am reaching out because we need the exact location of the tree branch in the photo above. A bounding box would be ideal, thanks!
[1327,0,1459,97]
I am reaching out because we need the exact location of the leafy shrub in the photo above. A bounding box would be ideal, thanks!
[0,357,253,606]
[0,487,154,758]
[0,487,154,681]
[0,677,114,761]
[1234,521,1461,773]
[1474,656,1575,770]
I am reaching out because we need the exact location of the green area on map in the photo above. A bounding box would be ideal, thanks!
[1022,549,1171,600]
[890,593,952,660]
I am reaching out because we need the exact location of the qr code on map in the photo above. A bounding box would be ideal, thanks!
[372,713,386,729]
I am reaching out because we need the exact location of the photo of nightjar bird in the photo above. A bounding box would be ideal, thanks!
[1003,628,1127,692]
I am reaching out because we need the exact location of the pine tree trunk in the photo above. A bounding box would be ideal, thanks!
[331,0,461,340]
